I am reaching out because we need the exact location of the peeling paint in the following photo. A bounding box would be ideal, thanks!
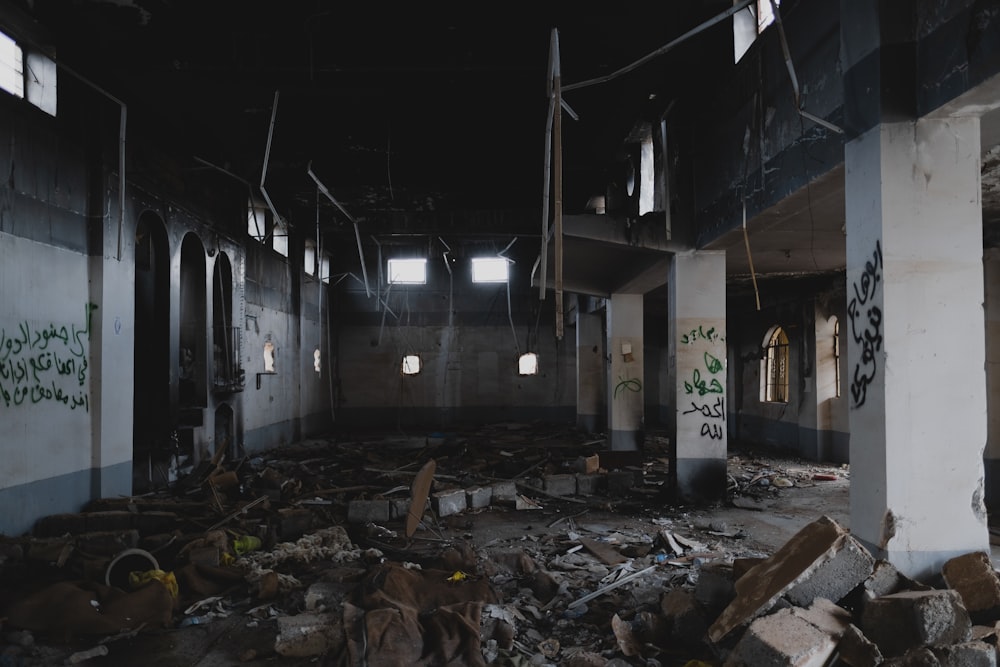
[973,477,987,523]
[878,509,897,550]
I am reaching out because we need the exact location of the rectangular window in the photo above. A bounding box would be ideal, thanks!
[304,240,316,276]
[248,198,268,242]
[733,0,780,63]
[401,354,421,375]
[471,257,508,283]
[320,254,331,284]
[25,51,56,116]
[518,352,538,376]
[388,258,427,284]
[272,216,289,257]
[0,31,24,99]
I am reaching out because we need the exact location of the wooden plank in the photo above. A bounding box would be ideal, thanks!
[578,536,627,566]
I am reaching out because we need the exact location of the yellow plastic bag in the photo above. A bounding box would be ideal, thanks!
[129,569,179,599]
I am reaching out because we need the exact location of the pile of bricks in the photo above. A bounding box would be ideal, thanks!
[691,515,1000,666]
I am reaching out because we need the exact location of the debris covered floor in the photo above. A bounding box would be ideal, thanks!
[3,424,995,666]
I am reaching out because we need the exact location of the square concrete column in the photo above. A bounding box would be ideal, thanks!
[607,294,643,450]
[576,312,604,433]
[669,251,727,502]
[846,117,988,579]
[986,249,1000,513]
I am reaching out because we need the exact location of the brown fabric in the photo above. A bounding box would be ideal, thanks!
[3,580,174,642]
[342,562,499,666]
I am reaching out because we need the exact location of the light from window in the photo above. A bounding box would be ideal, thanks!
[320,254,331,284]
[472,257,509,283]
[518,352,538,376]
[263,340,276,373]
[304,240,316,276]
[314,348,321,374]
[762,326,789,402]
[757,0,779,32]
[0,31,23,99]
[25,52,56,116]
[272,216,289,257]
[388,258,427,284]
[733,0,780,63]
[639,133,654,216]
[401,354,421,375]
[248,198,267,242]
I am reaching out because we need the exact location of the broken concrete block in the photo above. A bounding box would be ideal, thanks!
[881,647,941,666]
[659,588,709,646]
[837,623,884,667]
[708,515,869,643]
[723,607,839,667]
[465,486,492,509]
[432,488,467,517]
[785,534,874,607]
[575,473,604,495]
[695,561,736,616]
[544,474,577,496]
[791,598,852,637]
[274,613,344,657]
[931,641,997,667]
[347,500,391,524]
[491,481,517,505]
[861,589,973,658]
[942,552,1000,620]
[389,498,412,521]
[304,582,346,612]
[606,470,641,496]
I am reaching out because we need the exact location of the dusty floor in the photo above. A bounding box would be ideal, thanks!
[0,426,852,666]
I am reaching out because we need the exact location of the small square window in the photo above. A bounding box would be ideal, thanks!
[472,257,509,283]
[320,254,331,284]
[388,258,427,285]
[402,355,421,375]
[518,353,538,376]
[304,240,316,276]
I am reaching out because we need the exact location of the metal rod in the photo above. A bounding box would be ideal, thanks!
[259,91,283,245]
[553,30,564,341]
[307,162,371,298]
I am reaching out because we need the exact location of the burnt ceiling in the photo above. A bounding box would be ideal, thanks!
[22,1,734,239]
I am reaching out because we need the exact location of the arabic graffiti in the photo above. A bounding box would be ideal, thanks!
[848,241,883,408]
[681,341,725,441]
[0,303,97,412]
[680,325,723,346]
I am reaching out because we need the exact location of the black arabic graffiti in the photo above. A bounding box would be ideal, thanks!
[0,303,96,412]
[848,241,883,408]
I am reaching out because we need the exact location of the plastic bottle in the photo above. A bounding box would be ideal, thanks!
[179,615,212,627]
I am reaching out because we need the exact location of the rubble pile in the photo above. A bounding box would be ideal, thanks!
[0,427,993,665]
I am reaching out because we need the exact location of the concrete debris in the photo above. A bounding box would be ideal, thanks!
[0,431,990,666]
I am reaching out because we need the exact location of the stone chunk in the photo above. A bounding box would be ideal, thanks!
[274,613,344,657]
[708,515,868,643]
[432,488,467,517]
[837,623,884,667]
[931,641,997,667]
[942,552,1000,619]
[347,500,391,524]
[861,589,972,658]
[785,534,874,607]
[865,559,932,600]
[465,486,492,509]
[491,481,518,505]
[543,474,577,496]
[723,606,839,666]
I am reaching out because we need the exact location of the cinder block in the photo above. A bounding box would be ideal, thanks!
[304,582,345,612]
[466,486,492,509]
[275,613,344,657]
[32,513,88,537]
[492,481,518,505]
[942,552,1000,617]
[575,473,604,495]
[607,470,641,496]
[544,474,577,496]
[695,561,736,616]
[659,588,709,645]
[861,589,972,658]
[432,489,467,517]
[85,511,136,533]
[390,498,413,521]
[709,516,869,644]
[785,535,875,607]
[347,500,391,524]
[726,607,839,667]
[931,641,997,667]
[790,598,852,637]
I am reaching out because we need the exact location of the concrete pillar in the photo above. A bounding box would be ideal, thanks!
[607,293,643,450]
[670,251,727,502]
[986,249,1000,513]
[845,117,988,579]
[577,312,604,433]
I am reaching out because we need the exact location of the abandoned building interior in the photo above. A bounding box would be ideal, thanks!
[2,0,1000,665]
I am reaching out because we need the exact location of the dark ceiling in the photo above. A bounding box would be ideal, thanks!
[22,1,733,238]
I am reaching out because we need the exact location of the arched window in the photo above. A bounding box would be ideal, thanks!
[762,326,789,403]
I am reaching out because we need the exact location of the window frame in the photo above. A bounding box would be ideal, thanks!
[761,325,790,403]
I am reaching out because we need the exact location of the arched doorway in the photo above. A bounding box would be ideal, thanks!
[133,212,170,491]
[179,234,207,410]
